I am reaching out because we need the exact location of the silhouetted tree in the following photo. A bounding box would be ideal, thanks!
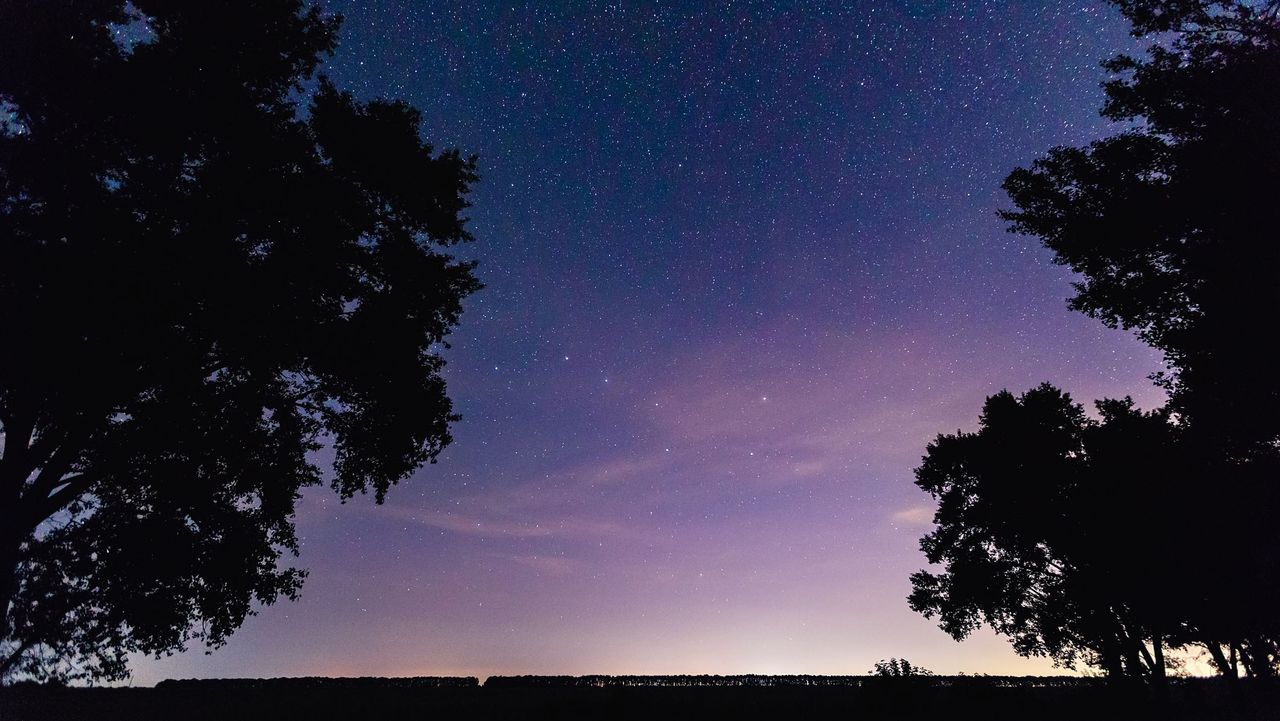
[1002,0,1280,450]
[871,658,933,678]
[999,0,1280,677]
[909,385,1189,681]
[0,1,480,682]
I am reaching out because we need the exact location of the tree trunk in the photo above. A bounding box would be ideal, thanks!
[1206,642,1236,679]
[1121,635,1146,680]
[1101,646,1126,680]
[1135,640,1157,680]
[1151,631,1166,683]
[1239,639,1270,678]
[0,519,23,680]
[1245,637,1276,678]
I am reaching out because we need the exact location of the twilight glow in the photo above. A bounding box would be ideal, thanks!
[133,1,1166,683]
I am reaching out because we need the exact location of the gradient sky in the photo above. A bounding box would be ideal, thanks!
[133,0,1168,683]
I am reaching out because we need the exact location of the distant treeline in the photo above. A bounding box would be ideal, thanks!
[8,677,1280,721]
[485,675,864,687]
[156,676,480,689]
[152,674,1146,689]
[484,675,1125,688]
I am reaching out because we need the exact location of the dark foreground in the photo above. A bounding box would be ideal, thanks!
[4,676,1279,721]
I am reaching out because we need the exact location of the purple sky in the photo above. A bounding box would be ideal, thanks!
[133,1,1167,683]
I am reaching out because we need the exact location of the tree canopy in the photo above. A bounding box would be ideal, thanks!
[1001,0,1280,452]
[0,1,480,682]
[909,385,1185,680]
[912,0,1280,680]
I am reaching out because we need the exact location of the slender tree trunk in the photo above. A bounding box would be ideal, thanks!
[0,519,23,682]
[0,513,20,628]
[1135,641,1157,680]
[0,447,27,645]
[1120,618,1156,681]
[1246,636,1276,678]
[1206,642,1236,679]
[1239,639,1269,678]
[1151,631,1166,683]
[1121,635,1146,680]
[1102,648,1126,680]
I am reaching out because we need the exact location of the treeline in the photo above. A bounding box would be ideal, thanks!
[156,676,479,689]
[485,675,864,687]
[150,675,1125,689]
[482,675,1112,688]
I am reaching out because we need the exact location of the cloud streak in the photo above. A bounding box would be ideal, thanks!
[890,505,935,526]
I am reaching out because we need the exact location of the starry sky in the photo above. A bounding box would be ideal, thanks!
[134,1,1167,683]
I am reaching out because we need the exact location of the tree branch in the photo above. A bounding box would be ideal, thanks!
[0,411,35,498]
[35,473,93,523]
[13,444,92,538]
[0,637,34,681]
[26,444,76,499]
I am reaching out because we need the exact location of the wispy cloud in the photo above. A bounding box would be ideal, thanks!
[379,506,632,540]
[890,505,934,526]
[507,554,586,577]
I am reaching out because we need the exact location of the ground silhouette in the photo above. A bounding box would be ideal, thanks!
[3,676,1279,721]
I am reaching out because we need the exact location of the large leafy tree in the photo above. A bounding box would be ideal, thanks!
[999,0,1280,677]
[0,1,481,682]
[910,385,1186,681]
[1002,0,1280,450]
[912,0,1280,681]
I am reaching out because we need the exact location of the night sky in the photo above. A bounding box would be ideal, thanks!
[135,1,1166,682]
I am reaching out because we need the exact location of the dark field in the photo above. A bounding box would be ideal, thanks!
[4,677,1279,721]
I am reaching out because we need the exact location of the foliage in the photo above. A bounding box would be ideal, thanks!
[870,658,934,678]
[0,1,480,682]
[909,0,1280,681]
[1001,0,1280,453]
[909,385,1185,680]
